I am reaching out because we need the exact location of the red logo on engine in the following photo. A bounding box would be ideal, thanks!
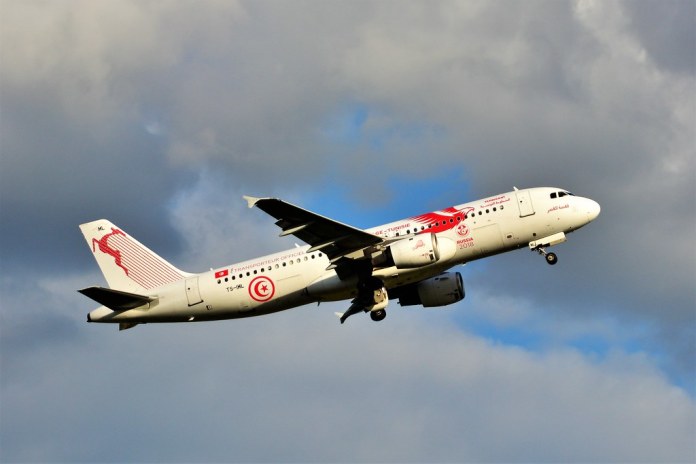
[249,276,275,302]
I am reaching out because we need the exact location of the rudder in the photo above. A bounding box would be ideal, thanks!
[80,219,189,292]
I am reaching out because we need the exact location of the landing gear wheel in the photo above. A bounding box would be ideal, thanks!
[370,309,386,322]
[545,252,558,265]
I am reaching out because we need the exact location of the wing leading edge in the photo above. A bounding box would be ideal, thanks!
[243,196,383,266]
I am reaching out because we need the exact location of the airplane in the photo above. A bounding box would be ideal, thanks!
[79,187,600,330]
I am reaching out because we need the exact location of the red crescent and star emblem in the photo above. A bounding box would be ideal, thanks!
[249,276,275,302]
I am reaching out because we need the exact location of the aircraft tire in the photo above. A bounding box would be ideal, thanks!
[545,252,558,265]
[370,309,387,322]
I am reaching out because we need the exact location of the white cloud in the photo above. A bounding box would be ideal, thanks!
[2,281,694,461]
[1,1,694,461]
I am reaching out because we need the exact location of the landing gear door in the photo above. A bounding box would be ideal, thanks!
[515,190,535,217]
[185,277,203,306]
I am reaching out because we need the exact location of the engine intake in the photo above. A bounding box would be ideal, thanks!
[396,272,465,307]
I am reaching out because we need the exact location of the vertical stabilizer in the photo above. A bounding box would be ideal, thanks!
[80,219,189,292]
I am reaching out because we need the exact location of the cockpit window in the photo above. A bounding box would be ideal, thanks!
[550,192,557,199]
[558,191,566,197]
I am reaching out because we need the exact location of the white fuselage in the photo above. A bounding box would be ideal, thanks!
[87,187,600,324]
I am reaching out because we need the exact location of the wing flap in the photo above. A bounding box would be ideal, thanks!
[79,286,155,311]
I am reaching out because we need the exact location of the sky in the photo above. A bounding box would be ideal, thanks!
[1,0,694,462]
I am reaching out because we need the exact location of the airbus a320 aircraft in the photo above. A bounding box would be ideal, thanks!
[79,187,600,330]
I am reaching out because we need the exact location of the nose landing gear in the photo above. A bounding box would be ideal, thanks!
[528,232,565,266]
[533,246,558,265]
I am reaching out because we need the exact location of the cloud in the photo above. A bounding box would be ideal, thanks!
[1,0,694,461]
[2,272,694,462]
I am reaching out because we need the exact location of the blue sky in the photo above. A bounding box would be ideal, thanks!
[1,1,694,462]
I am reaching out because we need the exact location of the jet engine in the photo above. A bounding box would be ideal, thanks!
[373,234,440,269]
[395,272,465,307]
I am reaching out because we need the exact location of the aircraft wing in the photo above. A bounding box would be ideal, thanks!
[244,196,383,265]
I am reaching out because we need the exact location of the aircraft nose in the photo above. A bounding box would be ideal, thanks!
[587,199,601,222]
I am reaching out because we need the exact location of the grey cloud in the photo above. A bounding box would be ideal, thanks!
[1,1,694,461]
[623,0,696,75]
[2,292,694,462]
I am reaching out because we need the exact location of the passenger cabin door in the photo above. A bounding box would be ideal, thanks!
[515,190,535,217]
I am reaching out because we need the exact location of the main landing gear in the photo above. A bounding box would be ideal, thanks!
[533,246,558,265]
[339,277,388,324]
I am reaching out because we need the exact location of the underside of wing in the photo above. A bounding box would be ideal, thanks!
[244,196,383,266]
[79,286,155,311]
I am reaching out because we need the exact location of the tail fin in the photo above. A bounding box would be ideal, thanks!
[79,219,189,292]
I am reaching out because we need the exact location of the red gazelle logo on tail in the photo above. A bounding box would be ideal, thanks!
[92,228,129,276]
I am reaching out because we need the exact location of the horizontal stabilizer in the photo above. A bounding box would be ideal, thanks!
[79,287,155,311]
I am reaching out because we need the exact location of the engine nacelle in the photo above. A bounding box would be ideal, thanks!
[384,234,440,269]
[396,272,465,307]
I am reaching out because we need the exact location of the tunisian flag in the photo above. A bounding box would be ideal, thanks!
[215,269,229,279]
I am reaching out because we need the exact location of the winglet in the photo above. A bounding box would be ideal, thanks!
[243,195,261,208]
